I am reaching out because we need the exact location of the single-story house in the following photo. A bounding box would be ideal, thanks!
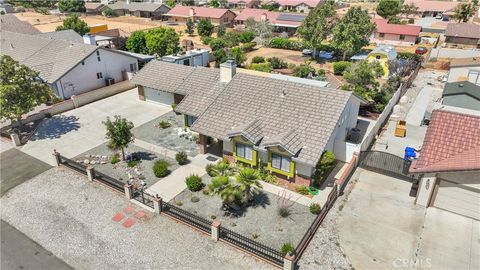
[404,0,458,17]
[372,19,421,46]
[441,81,480,111]
[0,14,41,34]
[1,31,141,100]
[269,0,321,13]
[85,2,106,14]
[107,1,170,20]
[445,23,480,48]
[447,58,480,85]
[235,8,306,34]
[132,60,363,186]
[227,0,260,9]
[165,6,237,26]
[367,45,397,78]
[410,109,480,220]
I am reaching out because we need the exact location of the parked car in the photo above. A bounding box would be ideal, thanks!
[442,16,449,21]
[435,13,443,19]
[302,49,313,56]
[415,46,428,55]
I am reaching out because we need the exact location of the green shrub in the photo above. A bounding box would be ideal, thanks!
[111,154,120,164]
[202,188,210,195]
[278,206,291,217]
[309,203,322,214]
[293,64,316,78]
[171,103,177,110]
[264,174,278,184]
[397,52,422,62]
[191,196,200,203]
[249,62,273,73]
[251,56,266,64]
[223,31,241,47]
[153,159,169,177]
[240,42,256,52]
[185,174,203,191]
[206,164,218,177]
[37,7,49,15]
[176,200,183,206]
[201,36,213,45]
[127,160,137,167]
[239,31,255,43]
[102,7,116,17]
[175,151,188,165]
[267,57,288,69]
[281,243,295,256]
[209,38,226,51]
[408,18,414,24]
[159,120,171,129]
[333,61,352,75]
[211,215,217,220]
[312,151,336,187]
[267,38,309,51]
[296,185,309,195]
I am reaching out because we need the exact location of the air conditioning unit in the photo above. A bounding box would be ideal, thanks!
[347,128,361,143]
[105,77,115,86]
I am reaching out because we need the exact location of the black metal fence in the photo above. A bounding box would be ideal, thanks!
[220,226,284,266]
[59,155,87,175]
[132,188,155,209]
[94,170,125,193]
[358,151,420,181]
[162,201,211,233]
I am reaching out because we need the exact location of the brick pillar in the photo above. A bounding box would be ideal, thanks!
[199,134,208,154]
[53,149,61,166]
[283,253,295,270]
[211,220,220,241]
[153,195,163,214]
[86,165,95,182]
[124,183,133,200]
[10,133,21,146]
[137,85,145,101]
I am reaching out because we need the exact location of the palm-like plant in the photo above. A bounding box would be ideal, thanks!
[236,168,262,203]
[213,161,233,176]
[208,176,242,208]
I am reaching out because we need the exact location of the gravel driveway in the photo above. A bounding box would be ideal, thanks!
[0,167,274,270]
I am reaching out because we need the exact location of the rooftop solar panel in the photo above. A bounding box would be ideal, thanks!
[276,13,306,22]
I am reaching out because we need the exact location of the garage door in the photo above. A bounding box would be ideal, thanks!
[144,87,174,106]
[433,180,480,220]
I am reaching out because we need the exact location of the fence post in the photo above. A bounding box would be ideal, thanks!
[10,133,21,146]
[153,195,163,214]
[71,95,79,108]
[53,149,61,166]
[211,220,220,241]
[283,252,296,270]
[124,183,133,200]
[86,165,95,182]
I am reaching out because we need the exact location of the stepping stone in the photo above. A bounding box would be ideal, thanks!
[124,206,135,214]
[112,212,124,222]
[134,211,146,219]
[122,218,135,228]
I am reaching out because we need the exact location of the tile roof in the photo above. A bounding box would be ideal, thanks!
[166,6,232,19]
[108,1,169,12]
[374,19,421,36]
[235,8,306,27]
[36,29,84,43]
[227,119,265,145]
[190,73,353,166]
[0,14,41,34]
[261,129,304,156]
[410,110,480,173]
[404,0,458,13]
[272,0,321,7]
[445,23,480,39]
[443,81,480,100]
[85,2,105,10]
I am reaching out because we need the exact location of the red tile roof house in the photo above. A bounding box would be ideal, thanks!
[445,23,480,48]
[403,0,458,17]
[165,6,237,27]
[409,110,480,220]
[235,8,307,35]
[269,0,322,13]
[227,0,260,9]
[372,19,421,46]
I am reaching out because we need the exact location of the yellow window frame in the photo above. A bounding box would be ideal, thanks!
[233,141,257,166]
[267,151,295,178]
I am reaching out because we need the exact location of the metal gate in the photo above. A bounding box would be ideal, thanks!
[358,151,419,181]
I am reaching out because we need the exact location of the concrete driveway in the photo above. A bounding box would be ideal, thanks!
[20,89,170,165]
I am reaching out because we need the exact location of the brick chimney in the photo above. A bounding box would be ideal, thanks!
[220,60,236,83]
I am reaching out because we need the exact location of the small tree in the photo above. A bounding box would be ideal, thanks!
[103,116,135,161]
[197,18,215,37]
[126,30,148,54]
[213,49,228,68]
[58,0,85,13]
[0,56,53,127]
[145,27,180,56]
[210,0,220,8]
[166,0,176,8]
[230,47,246,67]
[312,151,335,187]
[401,3,418,18]
[245,18,273,45]
[453,3,475,23]
[102,7,115,17]
[185,19,195,36]
[217,22,226,37]
[376,0,402,19]
[56,13,90,35]
[236,168,262,203]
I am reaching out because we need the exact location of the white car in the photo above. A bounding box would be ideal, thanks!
[435,13,443,19]
[302,49,313,56]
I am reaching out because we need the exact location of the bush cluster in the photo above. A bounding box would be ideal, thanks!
[249,62,273,73]
[186,174,203,191]
[281,243,295,256]
[175,151,188,165]
[295,185,309,195]
[267,38,309,51]
[111,154,120,164]
[333,61,352,75]
[239,42,256,52]
[153,159,169,178]
[267,57,288,69]
[159,120,171,129]
[309,203,322,214]
[251,56,265,64]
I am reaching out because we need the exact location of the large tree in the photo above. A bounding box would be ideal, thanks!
[341,60,384,101]
[197,18,215,37]
[297,1,337,53]
[0,56,53,127]
[245,18,273,45]
[332,7,375,60]
[58,0,85,13]
[376,0,402,19]
[126,30,148,54]
[401,3,418,18]
[145,27,180,56]
[103,116,135,161]
[453,3,476,23]
[56,13,90,35]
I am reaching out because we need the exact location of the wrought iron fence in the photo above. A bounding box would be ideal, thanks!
[132,188,154,209]
[162,201,211,233]
[358,151,420,181]
[220,226,284,266]
[94,170,124,193]
[59,155,87,175]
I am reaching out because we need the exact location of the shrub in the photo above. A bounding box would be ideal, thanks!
[264,174,278,184]
[312,151,336,187]
[153,159,169,177]
[127,160,137,167]
[211,215,217,220]
[159,120,171,129]
[333,61,352,75]
[223,31,241,47]
[249,62,273,73]
[111,154,120,164]
[267,57,288,69]
[281,243,295,256]
[278,206,291,217]
[37,7,49,15]
[175,151,188,165]
[267,38,309,51]
[397,52,422,62]
[309,203,322,214]
[293,64,316,78]
[295,185,309,195]
[251,56,266,64]
[191,196,200,203]
[202,188,210,195]
[206,164,218,177]
[185,174,203,191]
[176,200,183,206]
[209,38,226,51]
[408,18,415,24]
[239,31,255,43]
[102,7,116,17]
[201,36,213,45]
[240,42,256,52]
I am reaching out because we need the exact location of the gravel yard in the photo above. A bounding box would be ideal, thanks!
[171,175,316,249]
[0,167,274,270]
[75,142,178,188]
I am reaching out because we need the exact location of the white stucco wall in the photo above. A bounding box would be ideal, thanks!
[447,66,480,85]
[55,48,138,99]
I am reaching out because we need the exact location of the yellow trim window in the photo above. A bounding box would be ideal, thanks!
[271,153,291,173]
[236,143,253,161]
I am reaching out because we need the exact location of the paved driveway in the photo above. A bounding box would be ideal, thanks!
[21,90,170,165]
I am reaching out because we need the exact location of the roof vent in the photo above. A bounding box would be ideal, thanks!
[458,83,464,87]
[280,89,286,97]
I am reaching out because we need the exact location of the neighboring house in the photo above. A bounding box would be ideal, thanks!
[372,19,421,46]
[404,0,458,17]
[0,2,14,14]
[107,1,170,20]
[165,6,237,26]
[367,45,397,78]
[132,60,363,186]
[0,31,141,100]
[445,23,480,48]
[441,81,480,111]
[95,28,129,49]
[0,14,41,34]
[410,109,480,220]
[227,0,260,9]
[235,8,306,35]
[447,58,480,85]
[162,49,210,67]
[269,0,321,13]
[85,2,106,14]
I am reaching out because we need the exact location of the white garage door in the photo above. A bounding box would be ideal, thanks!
[144,87,174,106]
[433,180,480,220]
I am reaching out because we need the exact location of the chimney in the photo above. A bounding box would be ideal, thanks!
[220,59,236,83]
[260,13,267,22]
[189,8,195,17]
[83,34,96,45]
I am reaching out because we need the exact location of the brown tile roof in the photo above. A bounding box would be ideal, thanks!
[410,110,480,173]
[445,23,480,39]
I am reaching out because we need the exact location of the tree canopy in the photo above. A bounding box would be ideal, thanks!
[401,3,418,18]
[197,18,215,37]
[58,0,85,13]
[166,0,176,8]
[103,116,135,160]
[376,0,402,19]
[332,6,375,60]
[0,56,53,126]
[55,13,90,35]
[341,60,384,101]
[185,19,195,36]
[230,47,246,67]
[245,18,273,45]
[126,30,148,54]
[144,27,180,56]
[217,22,226,37]
[296,0,337,50]
[453,3,476,22]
